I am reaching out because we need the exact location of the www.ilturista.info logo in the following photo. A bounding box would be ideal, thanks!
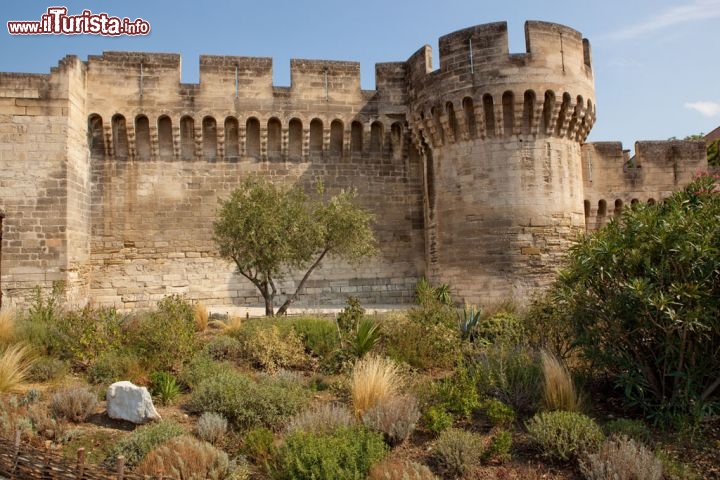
[7,7,150,36]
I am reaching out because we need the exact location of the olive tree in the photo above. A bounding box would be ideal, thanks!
[213,177,376,316]
[556,173,720,423]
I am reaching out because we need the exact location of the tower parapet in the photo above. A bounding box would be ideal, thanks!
[404,21,596,302]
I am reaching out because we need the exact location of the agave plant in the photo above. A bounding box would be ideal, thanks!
[352,318,382,358]
[457,304,481,342]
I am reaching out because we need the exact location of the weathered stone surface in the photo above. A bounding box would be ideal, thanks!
[0,21,709,310]
[106,381,161,424]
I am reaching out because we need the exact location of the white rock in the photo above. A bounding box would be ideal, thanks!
[106,381,161,424]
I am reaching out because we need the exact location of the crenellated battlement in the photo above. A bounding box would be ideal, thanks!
[0,20,708,311]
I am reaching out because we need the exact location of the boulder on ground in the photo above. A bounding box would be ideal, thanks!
[106,381,161,424]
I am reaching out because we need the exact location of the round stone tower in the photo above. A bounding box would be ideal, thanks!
[405,21,595,303]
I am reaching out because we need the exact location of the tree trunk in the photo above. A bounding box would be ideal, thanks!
[276,248,329,316]
[260,282,274,316]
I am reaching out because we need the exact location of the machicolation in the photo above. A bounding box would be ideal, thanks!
[0,21,709,310]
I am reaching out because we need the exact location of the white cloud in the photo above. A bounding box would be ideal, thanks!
[605,0,720,40]
[685,101,720,117]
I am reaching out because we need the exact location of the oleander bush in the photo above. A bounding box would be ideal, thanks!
[525,411,604,463]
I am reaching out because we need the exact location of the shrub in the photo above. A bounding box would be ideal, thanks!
[195,412,228,445]
[476,311,525,346]
[136,435,230,479]
[480,398,516,427]
[107,420,184,466]
[434,428,483,476]
[149,371,181,406]
[238,325,308,372]
[382,310,459,370]
[124,294,199,372]
[336,296,365,340]
[56,307,125,366]
[276,426,387,480]
[368,459,439,480]
[422,405,453,434]
[179,352,233,390]
[428,364,480,419]
[525,411,604,462]
[291,316,339,359]
[540,349,583,412]
[362,394,420,446]
[351,355,401,417]
[524,288,578,360]
[242,427,276,470]
[50,387,98,423]
[203,335,243,361]
[557,174,720,423]
[27,402,63,441]
[483,428,512,463]
[474,344,542,414]
[0,344,34,393]
[580,435,663,480]
[187,370,308,430]
[456,303,481,342]
[351,317,382,358]
[193,301,209,332]
[604,418,652,445]
[27,356,67,383]
[86,348,146,385]
[286,402,354,435]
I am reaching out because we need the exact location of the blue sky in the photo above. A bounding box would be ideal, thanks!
[2,0,719,151]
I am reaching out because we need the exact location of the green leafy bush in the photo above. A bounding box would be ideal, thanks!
[275,426,387,480]
[480,398,516,427]
[236,325,309,372]
[107,420,184,466]
[434,428,483,476]
[351,318,382,358]
[203,335,243,361]
[291,316,339,359]
[242,427,276,471]
[556,174,720,423]
[179,352,233,390]
[86,348,145,385]
[50,386,98,423]
[483,428,512,463]
[27,356,67,383]
[187,370,308,430]
[428,364,480,419]
[580,435,663,480]
[476,311,525,346]
[422,405,453,434]
[604,418,653,446]
[382,310,459,370]
[525,411,604,462]
[149,371,180,406]
[474,344,542,414]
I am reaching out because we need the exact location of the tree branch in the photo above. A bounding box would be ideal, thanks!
[276,247,330,316]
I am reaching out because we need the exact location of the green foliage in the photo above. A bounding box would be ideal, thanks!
[125,294,199,372]
[480,398,516,427]
[383,307,460,370]
[476,312,525,347]
[236,324,309,371]
[557,174,720,423]
[523,288,578,360]
[474,344,542,414]
[86,348,144,385]
[434,428,483,475]
[179,352,234,390]
[351,318,381,358]
[242,426,277,472]
[707,139,719,166]
[187,370,308,430]
[422,405,454,434]
[525,411,604,462]
[427,364,480,419]
[275,426,387,480]
[213,177,376,316]
[107,420,185,467]
[27,356,67,382]
[290,316,339,359]
[456,304,481,341]
[604,418,653,446]
[414,278,453,306]
[336,297,365,341]
[483,428,513,463]
[203,335,243,361]
[149,371,180,406]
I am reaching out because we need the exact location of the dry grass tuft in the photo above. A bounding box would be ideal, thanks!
[0,343,34,393]
[0,309,16,345]
[136,435,230,479]
[193,302,209,332]
[541,349,582,412]
[351,354,401,418]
